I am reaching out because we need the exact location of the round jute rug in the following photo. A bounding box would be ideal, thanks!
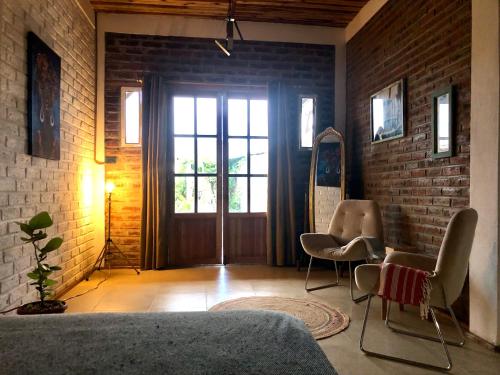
[209,296,349,340]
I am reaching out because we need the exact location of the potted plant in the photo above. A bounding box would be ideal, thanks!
[16,211,66,314]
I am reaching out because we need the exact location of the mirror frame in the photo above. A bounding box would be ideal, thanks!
[308,127,345,233]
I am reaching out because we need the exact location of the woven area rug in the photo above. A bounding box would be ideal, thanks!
[209,296,349,340]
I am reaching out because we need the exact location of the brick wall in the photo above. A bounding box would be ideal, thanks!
[346,0,471,256]
[346,0,471,321]
[105,33,335,266]
[0,0,97,311]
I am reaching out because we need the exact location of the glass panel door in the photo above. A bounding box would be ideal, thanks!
[224,95,268,264]
[168,89,268,266]
[170,94,222,265]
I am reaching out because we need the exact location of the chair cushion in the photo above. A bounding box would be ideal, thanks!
[328,200,383,246]
[301,233,378,261]
[300,233,341,260]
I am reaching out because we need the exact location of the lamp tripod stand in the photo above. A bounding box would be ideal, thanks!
[85,186,140,280]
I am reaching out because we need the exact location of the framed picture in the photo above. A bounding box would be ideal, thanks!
[28,32,61,160]
[431,86,454,159]
[370,79,405,143]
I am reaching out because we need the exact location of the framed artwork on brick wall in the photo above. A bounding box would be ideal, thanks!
[27,32,61,160]
[370,79,405,143]
[431,86,454,159]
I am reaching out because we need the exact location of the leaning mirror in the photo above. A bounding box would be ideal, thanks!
[309,127,345,233]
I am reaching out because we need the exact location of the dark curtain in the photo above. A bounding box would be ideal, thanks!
[266,81,296,266]
[140,74,169,269]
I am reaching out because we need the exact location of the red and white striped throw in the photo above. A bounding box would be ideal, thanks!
[378,263,432,319]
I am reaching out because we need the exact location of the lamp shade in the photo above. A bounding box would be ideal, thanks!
[105,181,115,194]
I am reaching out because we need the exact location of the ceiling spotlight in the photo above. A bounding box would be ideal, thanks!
[215,1,243,56]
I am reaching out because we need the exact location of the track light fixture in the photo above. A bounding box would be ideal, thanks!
[215,1,243,56]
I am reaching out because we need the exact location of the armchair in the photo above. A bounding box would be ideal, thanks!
[355,208,478,371]
[300,199,384,302]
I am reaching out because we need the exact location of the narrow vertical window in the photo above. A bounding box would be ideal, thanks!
[299,96,316,149]
[121,87,142,146]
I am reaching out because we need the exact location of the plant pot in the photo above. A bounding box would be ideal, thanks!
[17,300,67,315]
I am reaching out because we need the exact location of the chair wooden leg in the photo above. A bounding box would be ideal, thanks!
[381,298,387,320]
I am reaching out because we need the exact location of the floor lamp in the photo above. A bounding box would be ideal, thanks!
[85,181,140,280]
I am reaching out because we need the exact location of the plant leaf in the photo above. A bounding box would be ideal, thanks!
[50,266,62,271]
[27,272,39,280]
[28,212,53,230]
[41,237,63,253]
[16,222,34,236]
[44,279,57,286]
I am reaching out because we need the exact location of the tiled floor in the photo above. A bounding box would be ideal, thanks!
[62,265,500,375]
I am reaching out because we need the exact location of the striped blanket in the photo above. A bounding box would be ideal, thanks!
[378,263,432,319]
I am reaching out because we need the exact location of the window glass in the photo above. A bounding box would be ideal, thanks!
[174,97,195,135]
[228,99,248,136]
[250,100,268,136]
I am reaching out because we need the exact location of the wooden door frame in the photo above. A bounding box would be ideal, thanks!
[166,84,268,266]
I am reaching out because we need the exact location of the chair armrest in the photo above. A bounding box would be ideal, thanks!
[384,251,437,272]
[300,233,337,253]
[355,264,380,294]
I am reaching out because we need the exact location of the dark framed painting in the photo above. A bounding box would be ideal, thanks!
[315,142,341,187]
[28,32,61,160]
[370,79,405,143]
[431,86,454,159]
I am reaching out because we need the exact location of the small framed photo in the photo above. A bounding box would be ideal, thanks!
[431,86,454,159]
[370,79,405,143]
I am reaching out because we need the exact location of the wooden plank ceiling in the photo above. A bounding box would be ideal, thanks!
[89,0,369,27]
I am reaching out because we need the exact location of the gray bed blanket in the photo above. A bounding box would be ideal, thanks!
[0,310,337,375]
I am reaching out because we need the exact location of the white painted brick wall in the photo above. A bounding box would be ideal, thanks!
[314,186,341,233]
[0,0,97,312]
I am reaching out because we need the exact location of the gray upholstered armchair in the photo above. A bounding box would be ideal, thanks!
[300,199,385,302]
[355,208,478,371]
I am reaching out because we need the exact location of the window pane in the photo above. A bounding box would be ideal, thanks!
[175,176,195,213]
[250,177,267,213]
[300,97,315,148]
[198,176,217,213]
[228,177,247,213]
[197,137,217,174]
[125,90,140,144]
[228,138,247,174]
[174,137,194,173]
[250,99,268,136]
[250,139,268,175]
[174,97,194,135]
[197,98,217,135]
[228,99,247,136]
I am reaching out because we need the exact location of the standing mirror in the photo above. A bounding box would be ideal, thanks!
[309,127,345,233]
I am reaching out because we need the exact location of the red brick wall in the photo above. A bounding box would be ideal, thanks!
[105,34,335,266]
[346,0,471,256]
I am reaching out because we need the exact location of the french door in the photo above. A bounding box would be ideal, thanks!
[168,88,268,265]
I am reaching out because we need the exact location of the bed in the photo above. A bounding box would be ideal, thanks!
[0,310,337,374]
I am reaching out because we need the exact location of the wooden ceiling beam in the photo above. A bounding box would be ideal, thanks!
[90,0,369,27]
